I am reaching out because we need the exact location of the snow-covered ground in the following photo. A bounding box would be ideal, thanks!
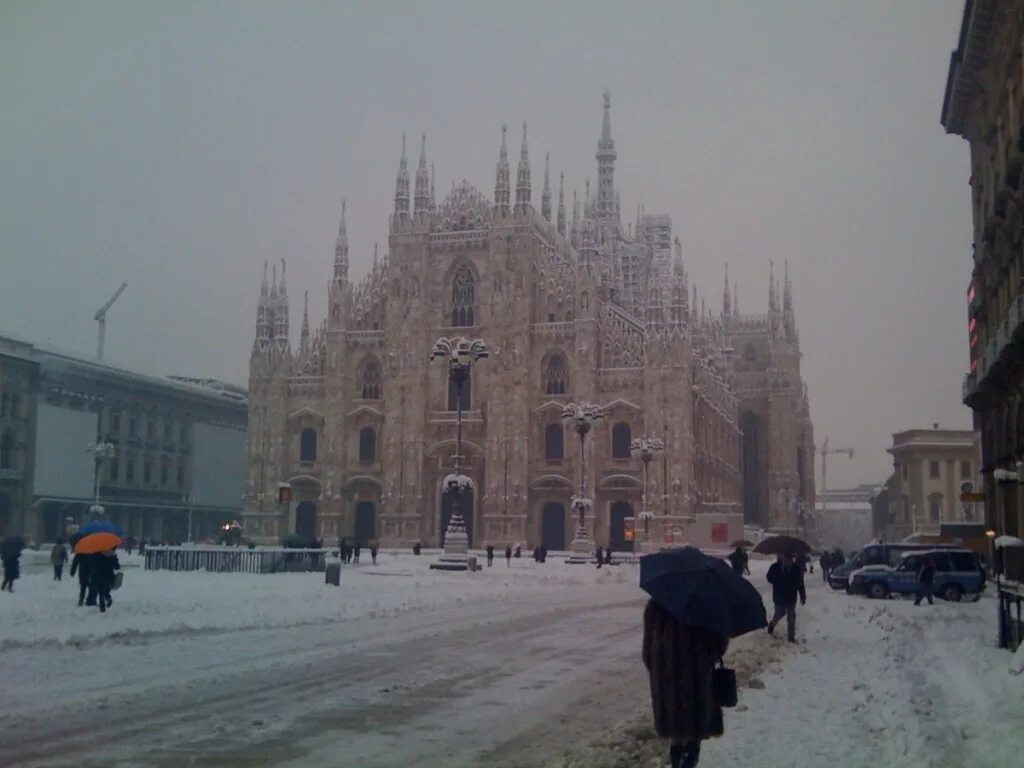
[0,554,1021,767]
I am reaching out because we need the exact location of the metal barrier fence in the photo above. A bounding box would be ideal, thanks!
[997,581,1024,651]
[144,546,329,574]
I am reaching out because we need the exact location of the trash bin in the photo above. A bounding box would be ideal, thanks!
[467,555,478,572]
[325,562,341,586]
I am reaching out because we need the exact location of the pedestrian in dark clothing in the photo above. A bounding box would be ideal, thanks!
[820,551,832,583]
[605,547,613,565]
[642,599,729,768]
[914,557,936,606]
[70,552,94,606]
[539,544,548,563]
[727,547,746,576]
[138,539,147,557]
[90,551,120,613]
[1,554,20,592]
[353,544,361,564]
[766,553,806,642]
[51,539,68,581]
[596,545,603,568]
[796,553,808,574]
[413,541,422,556]
[514,544,522,559]
[833,549,845,566]
[504,544,512,566]
[370,543,379,565]
[532,545,540,562]
[486,544,494,567]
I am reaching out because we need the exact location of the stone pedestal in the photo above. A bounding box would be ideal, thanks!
[565,520,595,564]
[430,508,470,572]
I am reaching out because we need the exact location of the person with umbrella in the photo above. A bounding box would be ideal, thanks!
[90,549,120,612]
[70,549,95,606]
[1,534,24,592]
[727,545,747,576]
[766,552,806,642]
[641,547,767,768]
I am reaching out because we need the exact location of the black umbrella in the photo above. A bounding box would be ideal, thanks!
[753,535,811,556]
[730,539,754,548]
[1,535,25,559]
[640,547,767,639]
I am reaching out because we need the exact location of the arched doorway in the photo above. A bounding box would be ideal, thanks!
[295,501,317,543]
[608,501,633,551]
[355,501,376,544]
[440,489,474,548]
[541,502,567,550]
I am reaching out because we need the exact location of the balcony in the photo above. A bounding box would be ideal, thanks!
[972,295,1024,398]
[0,467,22,482]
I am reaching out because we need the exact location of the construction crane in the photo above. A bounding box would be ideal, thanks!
[820,436,854,505]
[95,281,128,362]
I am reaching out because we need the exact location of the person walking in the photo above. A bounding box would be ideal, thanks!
[70,551,94,606]
[727,546,746,576]
[504,544,512,566]
[91,550,120,613]
[51,539,68,581]
[595,545,604,569]
[820,551,831,583]
[513,544,522,559]
[642,598,729,768]
[1,539,22,592]
[914,556,936,606]
[370,542,379,566]
[486,544,494,567]
[605,547,613,566]
[766,552,806,643]
[353,543,361,564]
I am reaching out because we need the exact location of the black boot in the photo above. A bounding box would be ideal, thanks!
[681,742,701,768]
[669,744,685,768]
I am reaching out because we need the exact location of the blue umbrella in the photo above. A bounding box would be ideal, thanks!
[79,520,122,537]
[640,547,767,639]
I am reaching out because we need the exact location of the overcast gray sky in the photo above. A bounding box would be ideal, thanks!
[0,0,971,489]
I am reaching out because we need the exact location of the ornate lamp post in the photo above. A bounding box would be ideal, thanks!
[85,440,117,520]
[562,402,603,564]
[430,336,489,571]
[631,436,665,551]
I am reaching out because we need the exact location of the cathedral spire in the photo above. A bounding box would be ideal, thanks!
[733,282,739,318]
[515,122,531,215]
[430,162,436,210]
[494,123,511,216]
[270,261,278,301]
[300,290,310,355]
[541,152,552,222]
[769,260,777,313]
[722,262,731,317]
[334,199,349,281]
[394,133,410,220]
[414,134,430,215]
[255,260,270,345]
[275,259,289,347]
[557,171,566,235]
[783,259,793,313]
[596,88,618,222]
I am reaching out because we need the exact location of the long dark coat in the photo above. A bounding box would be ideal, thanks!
[642,599,729,742]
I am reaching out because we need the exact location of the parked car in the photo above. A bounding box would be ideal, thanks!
[849,548,985,602]
[828,542,960,592]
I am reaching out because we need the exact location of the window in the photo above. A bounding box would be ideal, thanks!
[143,461,152,483]
[300,428,317,463]
[9,395,18,419]
[126,458,135,482]
[0,430,13,469]
[359,427,376,462]
[110,412,121,435]
[147,420,155,440]
[612,422,632,458]
[929,461,940,479]
[960,460,971,480]
[359,359,382,400]
[177,465,185,486]
[901,463,908,480]
[928,493,943,521]
[0,393,7,418]
[544,354,568,395]
[448,371,471,411]
[160,461,169,485]
[108,458,119,482]
[450,267,475,327]
[743,344,756,363]
[544,423,564,460]
[180,424,189,444]
[129,418,138,437]
[164,421,173,441]
[548,313,555,322]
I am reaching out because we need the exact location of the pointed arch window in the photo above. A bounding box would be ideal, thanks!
[451,267,475,327]
[0,429,13,469]
[544,423,564,460]
[544,354,568,395]
[448,371,471,411]
[611,422,632,459]
[300,428,317,463]
[359,359,382,400]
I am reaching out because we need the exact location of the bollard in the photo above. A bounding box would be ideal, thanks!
[325,562,341,586]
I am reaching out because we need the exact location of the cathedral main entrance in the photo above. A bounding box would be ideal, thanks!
[354,501,376,544]
[440,489,474,548]
[540,502,566,550]
[295,501,317,542]
[608,501,633,552]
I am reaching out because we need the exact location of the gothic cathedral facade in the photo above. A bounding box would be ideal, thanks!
[242,94,815,547]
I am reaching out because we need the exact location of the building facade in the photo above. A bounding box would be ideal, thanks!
[943,0,1024,538]
[0,336,39,536]
[242,94,815,548]
[0,335,248,543]
[884,427,981,540]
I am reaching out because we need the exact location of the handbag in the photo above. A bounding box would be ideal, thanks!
[712,658,737,708]
[112,572,124,591]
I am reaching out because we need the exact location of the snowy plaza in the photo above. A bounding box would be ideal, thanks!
[0,552,1021,768]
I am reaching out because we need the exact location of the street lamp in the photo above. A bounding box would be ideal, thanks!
[430,336,489,571]
[85,440,117,519]
[631,436,664,551]
[562,402,603,564]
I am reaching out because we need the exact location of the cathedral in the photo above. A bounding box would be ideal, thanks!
[241,93,815,549]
